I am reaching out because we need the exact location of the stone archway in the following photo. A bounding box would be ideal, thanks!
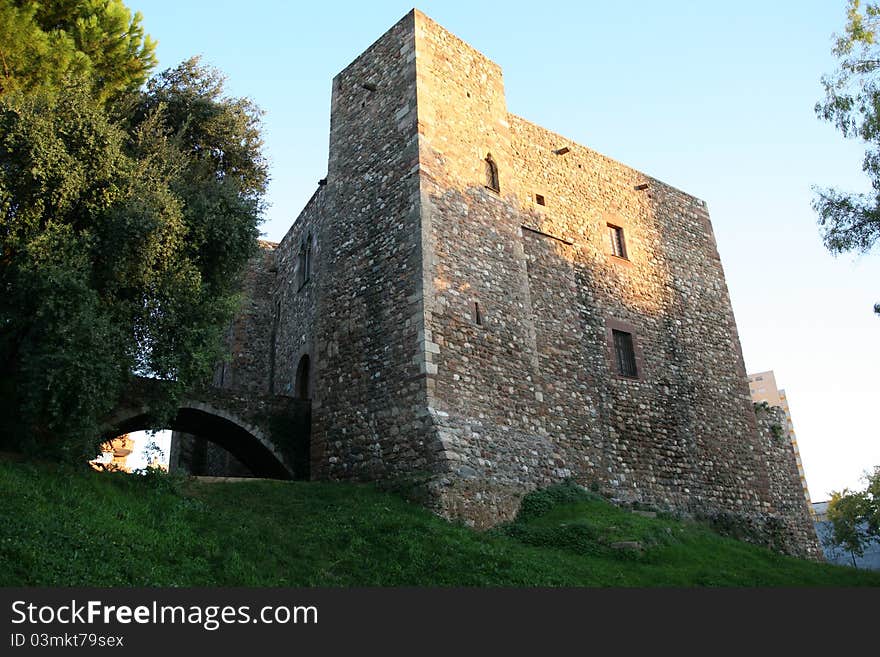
[102,403,293,479]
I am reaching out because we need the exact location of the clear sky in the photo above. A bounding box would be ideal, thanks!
[130,0,879,500]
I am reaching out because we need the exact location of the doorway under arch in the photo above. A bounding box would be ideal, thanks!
[295,354,311,400]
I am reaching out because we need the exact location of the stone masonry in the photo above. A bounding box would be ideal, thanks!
[219,10,821,558]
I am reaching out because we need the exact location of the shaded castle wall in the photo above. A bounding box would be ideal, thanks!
[307,12,440,481]
[753,405,822,559]
[214,242,277,395]
[270,191,323,399]
[169,430,254,478]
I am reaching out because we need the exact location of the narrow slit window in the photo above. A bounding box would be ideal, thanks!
[608,224,627,259]
[473,301,483,326]
[612,329,638,378]
[485,155,499,193]
[298,234,313,289]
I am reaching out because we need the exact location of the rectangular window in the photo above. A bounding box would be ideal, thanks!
[473,301,483,326]
[612,329,637,378]
[608,224,627,259]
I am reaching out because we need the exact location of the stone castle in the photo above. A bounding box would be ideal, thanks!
[201,10,819,557]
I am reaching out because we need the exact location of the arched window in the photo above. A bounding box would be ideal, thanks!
[295,354,311,400]
[298,234,312,289]
[484,154,499,192]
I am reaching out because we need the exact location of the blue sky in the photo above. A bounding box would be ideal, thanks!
[131,1,879,499]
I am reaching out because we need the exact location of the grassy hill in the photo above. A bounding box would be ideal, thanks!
[1,458,878,587]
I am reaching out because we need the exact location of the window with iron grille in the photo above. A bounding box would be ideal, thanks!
[608,224,627,259]
[612,329,637,378]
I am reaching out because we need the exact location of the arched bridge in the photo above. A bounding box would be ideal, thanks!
[101,377,311,479]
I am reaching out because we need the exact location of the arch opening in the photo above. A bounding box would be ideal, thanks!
[102,407,293,480]
[295,354,311,401]
[90,431,168,474]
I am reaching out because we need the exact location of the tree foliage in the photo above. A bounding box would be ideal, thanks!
[825,467,880,561]
[0,0,157,103]
[815,0,880,314]
[0,4,266,460]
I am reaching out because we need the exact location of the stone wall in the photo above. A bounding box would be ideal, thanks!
[753,404,823,559]
[512,114,769,513]
[306,12,440,482]
[270,190,323,399]
[414,13,560,524]
[409,10,776,527]
[214,241,277,396]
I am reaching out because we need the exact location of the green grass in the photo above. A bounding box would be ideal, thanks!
[1,458,878,586]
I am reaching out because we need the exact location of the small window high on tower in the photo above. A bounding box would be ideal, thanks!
[298,234,312,289]
[612,329,638,378]
[485,154,500,193]
[608,224,627,259]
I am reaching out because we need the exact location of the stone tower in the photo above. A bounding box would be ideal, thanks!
[223,10,819,558]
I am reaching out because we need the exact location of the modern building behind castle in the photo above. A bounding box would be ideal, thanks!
[211,10,820,558]
[748,370,813,517]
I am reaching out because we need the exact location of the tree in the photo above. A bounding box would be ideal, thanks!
[0,6,266,460]
[815,0,880,315]
[825,467,880,566]
[0,0,157,103]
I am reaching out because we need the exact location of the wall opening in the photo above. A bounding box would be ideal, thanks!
[473,301,483,326]
[485,154,500,193]
[295,354,311,400]
[612,329,638,378]
[608,223,628,259]
[298,235,312,289]
[89,430,168,474]
[102,408,293,479]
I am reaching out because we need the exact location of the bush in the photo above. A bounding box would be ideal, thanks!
[515,480,600,521]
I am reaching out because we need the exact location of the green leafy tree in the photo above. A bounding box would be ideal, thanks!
[123,58,267,387]
[0,55,266,457]
[815,0,880,315]
[1,82,136,457]
[825,467,880,566]
[0,0,157,102]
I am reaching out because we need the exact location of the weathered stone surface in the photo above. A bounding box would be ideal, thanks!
[213,241,278,396]
[214,9,821,559]
[103,377,310,480]
[749,404,822,559]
